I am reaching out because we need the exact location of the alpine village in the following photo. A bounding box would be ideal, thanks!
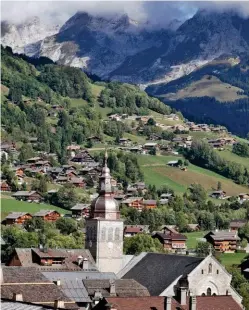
[1,2,249,310]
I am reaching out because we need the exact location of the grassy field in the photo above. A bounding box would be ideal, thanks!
[184,231,207,249]
[138,154,248,195]
[149,110,184,126]
[91,84,104,97]
[123,133,147,144]
[219,253,248,267]
[216,149,249,170]
[1,198,69,220]
[162,75,247,102]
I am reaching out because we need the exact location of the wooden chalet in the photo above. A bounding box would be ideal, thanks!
[142,200,157,209]
[124,225,149,237]
[71,203,90,218]
[209,190,227,199]
[87,136,101,143]
[204,231,240,253]
[71,150,96,166]
[122,197,143,210]
[229,220,247,231]
[0,180,11,192]
[26,157,42,164]
[152,232,187,251]
[4,212,32,225]
[7,247,96,271]
[12,191,42,202]
[33,210,61,222]
[69,177,85,188]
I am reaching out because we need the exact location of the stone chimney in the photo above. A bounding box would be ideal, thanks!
[164,296,171,310]
[12,293,23,302]
[190,296,197,310]
[82,257,89,270]
[180,287,187,305]
[77,255,83,266]
[93,290,103,304]
[109,279,116,297]
[54,300,65,309]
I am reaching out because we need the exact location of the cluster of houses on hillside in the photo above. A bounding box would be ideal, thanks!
[107,112,228,135]
[1,151,248,310]
[2,210,61,225]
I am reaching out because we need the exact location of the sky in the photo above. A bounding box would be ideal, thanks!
[1,1,249,27]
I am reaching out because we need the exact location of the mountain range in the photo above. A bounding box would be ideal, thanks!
[2,10,249,86]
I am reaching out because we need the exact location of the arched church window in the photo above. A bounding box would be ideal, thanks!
[212,293,216,296]
[101,227,106,241]
[114,227,120,241]
[201,269,204,274]
[216,269,219,274]
[207,288,211,296]
[202,293,205,296]
[108,227,113,241]
[208,263,212,274]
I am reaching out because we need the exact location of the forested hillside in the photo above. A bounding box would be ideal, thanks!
[1,46,172,164]
[146,58,249,137]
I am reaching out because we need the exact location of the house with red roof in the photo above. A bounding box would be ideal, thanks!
[92,295,242,310]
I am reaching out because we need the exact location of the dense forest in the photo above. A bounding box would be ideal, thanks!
[169,96,249,137]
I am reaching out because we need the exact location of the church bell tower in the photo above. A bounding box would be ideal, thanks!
[85,151,123,273]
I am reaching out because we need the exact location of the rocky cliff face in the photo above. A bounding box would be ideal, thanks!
[1,17,60,54]
[2,10,249,85]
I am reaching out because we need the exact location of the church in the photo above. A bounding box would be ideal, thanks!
[85,151,242,305]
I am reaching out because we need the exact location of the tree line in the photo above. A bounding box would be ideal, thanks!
[183,140,249,185]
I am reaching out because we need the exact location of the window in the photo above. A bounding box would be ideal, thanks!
[114,227,120,241]
[202,293,206,296]
[208,263,212,274]
[101,227,106,241]
[216,270,219,274]
[108,228,113,241]
[212,293,216,296]
[201,269,204,274]
[207,288,211,296]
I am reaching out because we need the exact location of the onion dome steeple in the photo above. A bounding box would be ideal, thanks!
[90,150,120,220]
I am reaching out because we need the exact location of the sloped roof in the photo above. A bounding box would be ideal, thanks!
[5,212,31,219]
[33,210,58,217]
[71,204,90,210]
[10,248,97,271]
[43,271,117,303]
[84,279,150,297]
[124,227,143,233]
[119,253,203,295]
[1,267,77,308]
[12,191,37,197]
[1,300,54,310]
[154,232,187,241]
[93,295,242,310]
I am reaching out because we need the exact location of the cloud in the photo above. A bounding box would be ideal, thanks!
[1,1,249,27]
